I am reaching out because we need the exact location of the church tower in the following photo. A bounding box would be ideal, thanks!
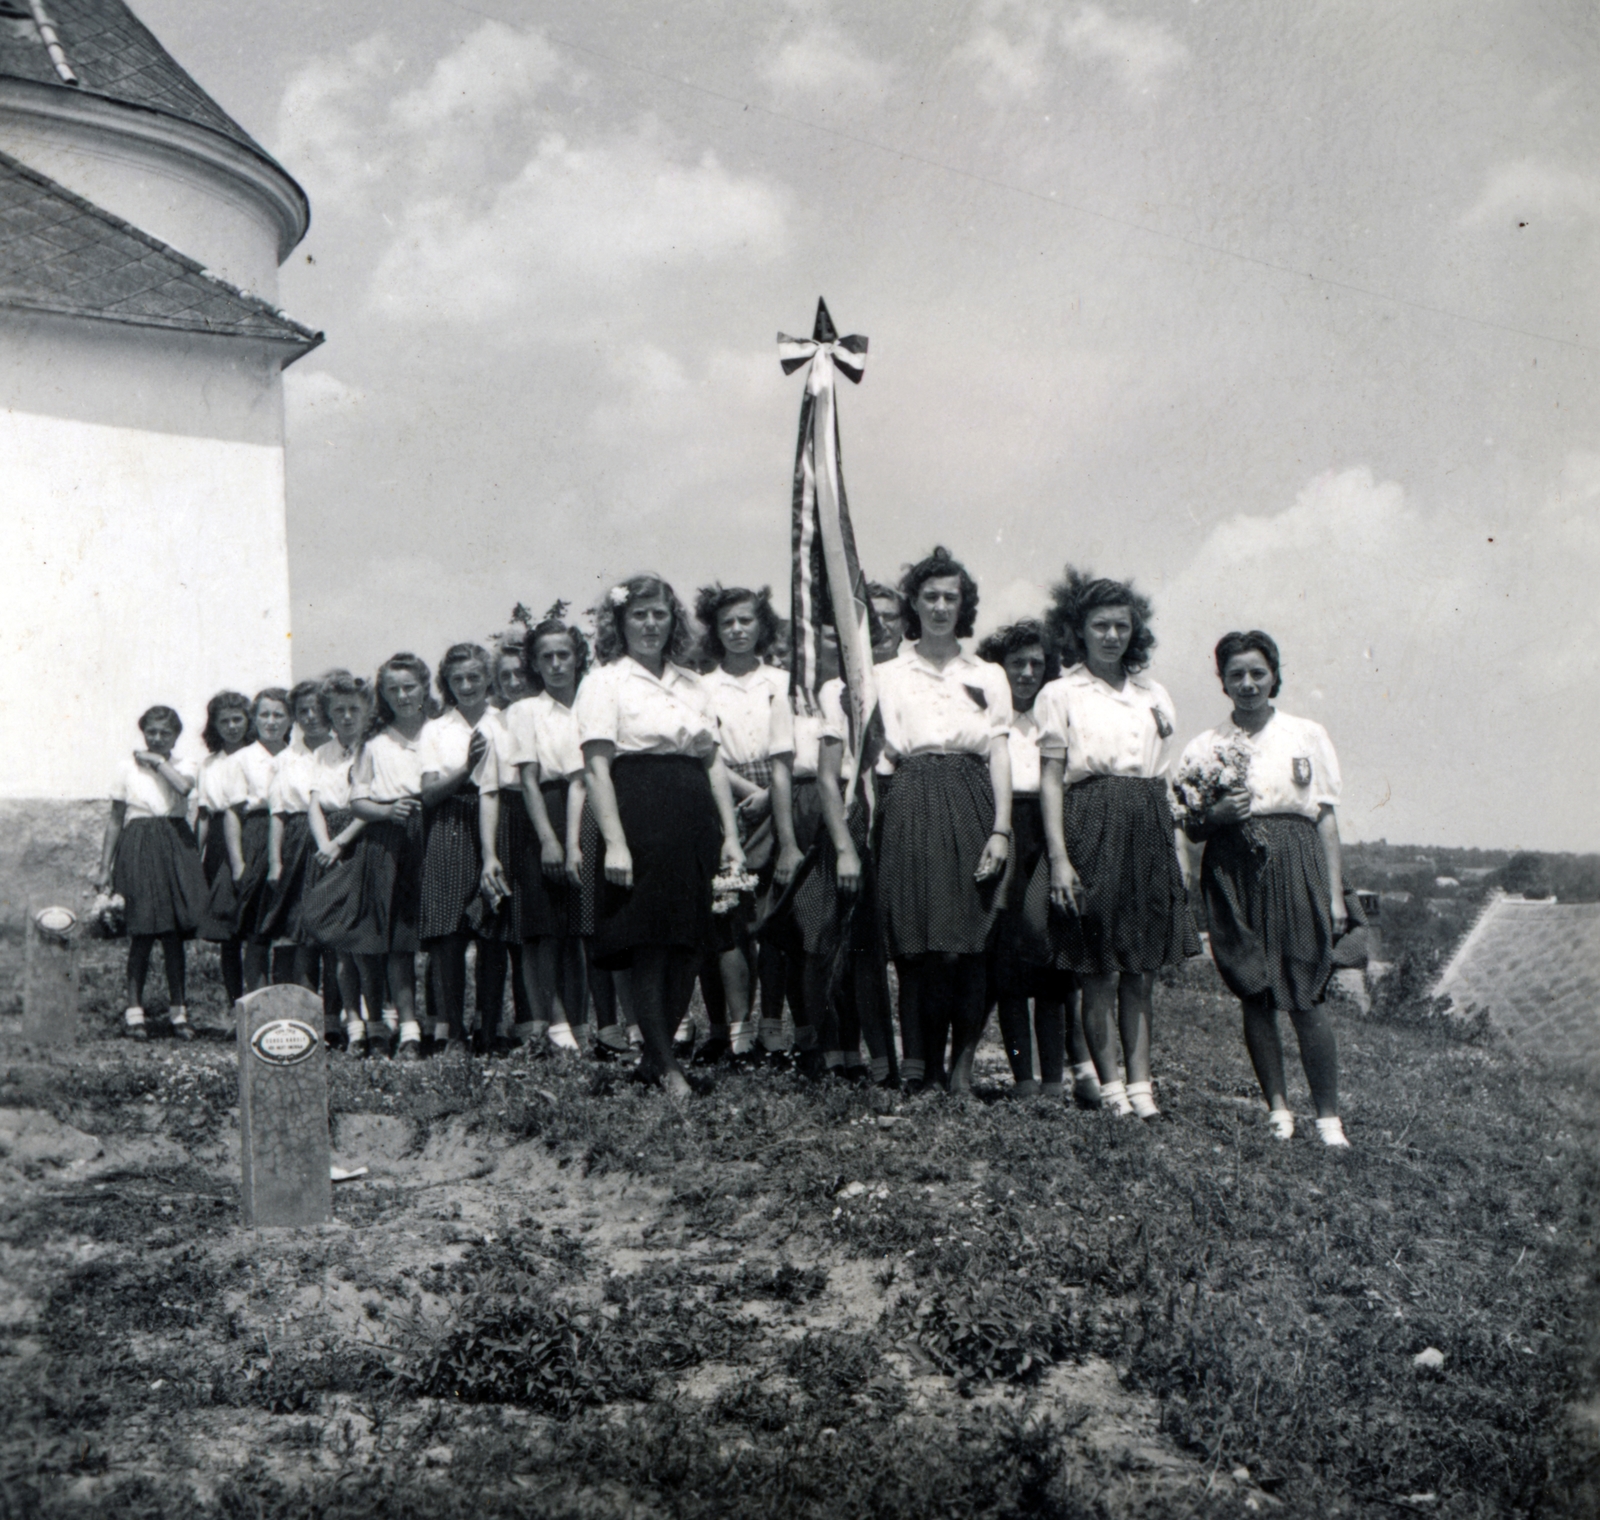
[0,1,319,918]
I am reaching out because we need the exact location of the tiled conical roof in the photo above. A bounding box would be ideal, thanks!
[0,147,321,352]
[0,0,273,163]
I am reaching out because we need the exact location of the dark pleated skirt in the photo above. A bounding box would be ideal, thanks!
[1202,813,1343,1011]
[420,790,483,943]
[488,783,573,942]
[1021,774,1198,974]
[299,812,424,955]
[587,754,721,969]
[778,779,880,960]
[875,752,1002,959]
[200,808,271,942]
[114,817,205,939]
[990,795,1071,999]
[254,812,312,944]
[296,806,353,945]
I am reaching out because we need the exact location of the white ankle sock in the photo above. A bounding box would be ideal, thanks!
[347,1018,367,1040]
[1099,1079,1132,1115]
[398,1019,422,1044]
[728,1020,755,1055]
[168,1005,188,1025]
[432,1019,451,1043]
[1126,1080,1160,1119]
[1268,1107,1295,1140]
[1315,1116,1349,1148]
[547,1023,579,1052]
[1072,1061,1099,1088]
[124,1005,145,1027]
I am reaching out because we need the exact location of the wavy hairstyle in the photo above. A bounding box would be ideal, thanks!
[1044,567,1155,675]
[436,642,493,708]
[976,619,1062,683]
[201,690,253,753]
[899,546,979,640]
[1213,630,1282,698]
[252,687,292,720]
[316,669,378,739]
[592,573,695,665]
[288,678,325,727]
[137,705,182,738]
[523,616,592,692]
[693,584,781,661]
[374,653,433,727]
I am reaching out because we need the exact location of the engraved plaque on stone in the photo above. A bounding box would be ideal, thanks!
[236,984,332,1228]
[23,904,79,1047]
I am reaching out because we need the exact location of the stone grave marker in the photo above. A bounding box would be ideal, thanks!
[236,984,332,1227]
[23,903,79,1047]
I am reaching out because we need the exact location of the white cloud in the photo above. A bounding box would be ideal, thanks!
[1059,6,1190,96]
[283,367,364,429]
[1157,464,1600,842]
[762,22,889,104]
[276,23,790,334]
[368,133,788,328]
[957,2,1188,103]
[1461,159,1600,227]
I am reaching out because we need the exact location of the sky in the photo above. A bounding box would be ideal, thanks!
[138,0,1600,852]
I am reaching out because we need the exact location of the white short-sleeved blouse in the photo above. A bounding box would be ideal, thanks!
[1035,667,1176,784]
[874,646,1012,762]
[267,735,320,814]
[419,706,502,783]
[767,698,828,780]
[572,657,718,761]
[1006,709,1043,797]
[702,664,789,768]
[195,751,235,815]
[1179,712,1341,821]
[350,727,427,803]
[308,739,358,812]
[205,741,279,811]
[110,754,195,820]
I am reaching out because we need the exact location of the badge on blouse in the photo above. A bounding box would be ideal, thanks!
[1292,756,1312,787]
[1150,708,1173,740]
[961,684,989,711]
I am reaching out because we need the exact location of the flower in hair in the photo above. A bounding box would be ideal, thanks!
[609,585,630,608]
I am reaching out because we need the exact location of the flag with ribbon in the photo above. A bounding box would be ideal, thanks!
[780,298,876,795]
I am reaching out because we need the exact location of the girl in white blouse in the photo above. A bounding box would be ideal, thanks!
[195,689,268,1003]
[575,574,744,1100]
[259,680,333,996]
[693,584,790,1063]
[872,547,1013,1095]
[480,615,592,1055]
[1179,631,1352,1147]
[1035,570,1198,1119]
[301,670,371,1049]
[95,705,205,1039]
[976,620,1098,1103]
[302,654,432,1058]
[418,643,503,1056]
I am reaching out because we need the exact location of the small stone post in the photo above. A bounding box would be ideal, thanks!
[236,984,331,1228]
[23,904,79,1047]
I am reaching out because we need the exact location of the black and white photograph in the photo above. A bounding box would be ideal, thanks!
[0,2,1596,1515]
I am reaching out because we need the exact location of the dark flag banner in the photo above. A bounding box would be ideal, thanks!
[779,298,876,795]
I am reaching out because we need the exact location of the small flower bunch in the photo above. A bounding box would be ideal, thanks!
[88,890,126,937]
[608,585,631,608]
[711,864,760,915]
[1171,737,1256,837]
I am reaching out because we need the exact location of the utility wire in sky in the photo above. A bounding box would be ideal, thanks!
[430,0,1589,355]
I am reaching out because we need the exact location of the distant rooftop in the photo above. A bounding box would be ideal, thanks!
[0,147,320,352]
[0,0,275,164]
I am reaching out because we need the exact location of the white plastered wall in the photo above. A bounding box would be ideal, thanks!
[0,317,295,800]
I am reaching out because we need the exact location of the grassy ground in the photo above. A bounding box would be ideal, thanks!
[0,934,1595,1519]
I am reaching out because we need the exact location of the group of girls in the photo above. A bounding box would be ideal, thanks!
[98,548,1357,1145]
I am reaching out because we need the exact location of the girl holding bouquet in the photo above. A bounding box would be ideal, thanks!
[1032,570,1196,1119]
[1177,631,1350,1147]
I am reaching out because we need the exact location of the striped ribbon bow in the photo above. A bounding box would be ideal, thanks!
[780,299,878,800]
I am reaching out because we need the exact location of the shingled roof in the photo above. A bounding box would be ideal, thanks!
[0,147,321,352]
[0,0,274,161]
[1432,894,1600,1070]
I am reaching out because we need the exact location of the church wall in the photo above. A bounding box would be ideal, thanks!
[0,317,294,830]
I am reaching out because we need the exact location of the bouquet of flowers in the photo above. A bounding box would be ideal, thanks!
[711,865,760,916]
[1171,737,1264,850]
[88,890,126,937]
